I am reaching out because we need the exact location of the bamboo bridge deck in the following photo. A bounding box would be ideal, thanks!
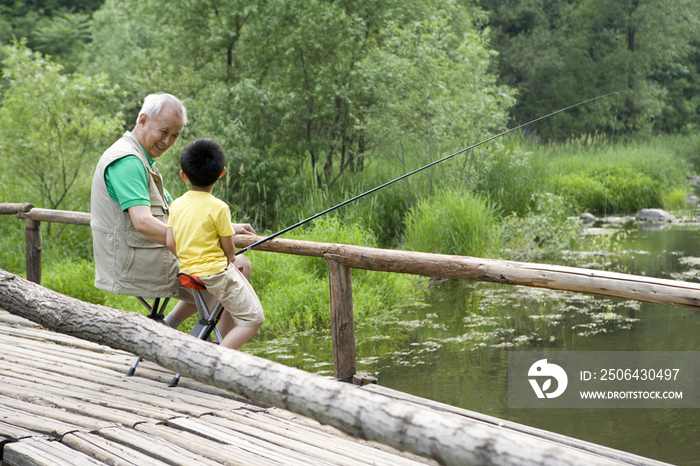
[0,308,673,466]
[0,311,436,466]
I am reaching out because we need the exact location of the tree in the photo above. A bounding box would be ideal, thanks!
[0,43,123,215]
[361,7,513,197]
[83,0,514,228]
[480,0,700,139]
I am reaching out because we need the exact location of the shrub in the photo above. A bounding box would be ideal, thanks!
[475,141,541,217]
[557,167,661,215]
[500,193,580,263]
[248,216,419,335]
[403,189,501,257]
[662,187,691,211]
[546,139,687,215]
[345,187,414,248]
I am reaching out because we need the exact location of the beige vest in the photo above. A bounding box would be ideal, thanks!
[90,131,180,298]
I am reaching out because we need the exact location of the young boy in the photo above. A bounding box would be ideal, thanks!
[166,138,264,350]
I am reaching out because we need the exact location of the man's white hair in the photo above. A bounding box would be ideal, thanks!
[136,93,188,125]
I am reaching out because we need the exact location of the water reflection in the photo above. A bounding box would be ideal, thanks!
[245,227,700,465]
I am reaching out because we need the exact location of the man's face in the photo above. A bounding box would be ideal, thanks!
[136,106,183,158]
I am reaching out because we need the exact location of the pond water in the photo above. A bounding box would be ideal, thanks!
[245,224,700,466]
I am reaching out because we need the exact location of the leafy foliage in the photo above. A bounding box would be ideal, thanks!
[83,0,513,230]
[480,0,700,139]
[0,43,123,213]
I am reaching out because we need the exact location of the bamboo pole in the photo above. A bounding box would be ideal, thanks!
[0,270,651,466]
[233,235,700,310]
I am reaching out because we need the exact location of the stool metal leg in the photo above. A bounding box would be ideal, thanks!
[169,290,223,387]
[126,297,170,377]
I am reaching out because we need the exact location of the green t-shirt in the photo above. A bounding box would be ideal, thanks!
[104,150,173,212]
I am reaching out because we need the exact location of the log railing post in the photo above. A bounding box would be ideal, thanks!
[17,204,41,284]
[325,253,356,382]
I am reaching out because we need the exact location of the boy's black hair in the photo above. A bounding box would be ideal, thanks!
[180,138,226,188]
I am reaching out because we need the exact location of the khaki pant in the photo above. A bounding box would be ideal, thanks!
[199,264,265,327]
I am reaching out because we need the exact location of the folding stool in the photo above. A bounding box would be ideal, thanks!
[124,279,224,386]
[167,272,225,387]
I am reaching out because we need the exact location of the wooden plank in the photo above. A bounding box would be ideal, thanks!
[3,437,107,466]
[0,405,84,439]
[0,334,134,370]
[95,426,225,466]
[0,373,181,422]
[0,389,143,430]
[362,384,672,466]
[0,352,258,424]
[0,311,41,328]
[25,218,41,284]
[135,422,282,466]
[0,203,33,216]
[0,420,40,441]
[212,410,435,466]
[164,417,321,466]
[8,201,700,309]
[0,338,161,387]
[16,207,91,226]
[63,431,173,466]
[0,330,268,411]
[0,323,133,355]
[264,407,438,465]
[0,364,213,418]
[0,395,117,432]
[199,413,373,466]
[231,234,700,310]
[0,329,266,414]
[0,356,249,419]
[326,255,356,381]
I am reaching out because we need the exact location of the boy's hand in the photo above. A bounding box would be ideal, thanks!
[233,223,256,235]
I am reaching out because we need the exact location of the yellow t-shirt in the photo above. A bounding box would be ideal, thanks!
[167,190,235,277]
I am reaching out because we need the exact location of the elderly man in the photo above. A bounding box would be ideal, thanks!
[91,92,254,332]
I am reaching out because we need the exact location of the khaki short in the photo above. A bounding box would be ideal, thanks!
[200,264,265,327]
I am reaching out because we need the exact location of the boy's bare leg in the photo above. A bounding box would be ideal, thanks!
[168,300,197,324]
[220,322,263,350]
[233,254,252,280]
[218,310,236,338]
[168,295,218,323]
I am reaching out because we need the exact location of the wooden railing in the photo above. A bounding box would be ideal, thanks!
[4,203,700,383]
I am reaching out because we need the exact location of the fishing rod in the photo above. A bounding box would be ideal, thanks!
[236,91,621,255]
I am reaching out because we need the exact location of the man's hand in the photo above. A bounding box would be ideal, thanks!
[233,223,256,235]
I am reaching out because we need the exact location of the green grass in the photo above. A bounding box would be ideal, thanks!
[540,136,690,215]
[403,189,502,257]
[248,216,421,336]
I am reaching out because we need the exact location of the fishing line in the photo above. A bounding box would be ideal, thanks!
[604,90,622,218]
[611,90,621,147]
[236,91,620,255]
